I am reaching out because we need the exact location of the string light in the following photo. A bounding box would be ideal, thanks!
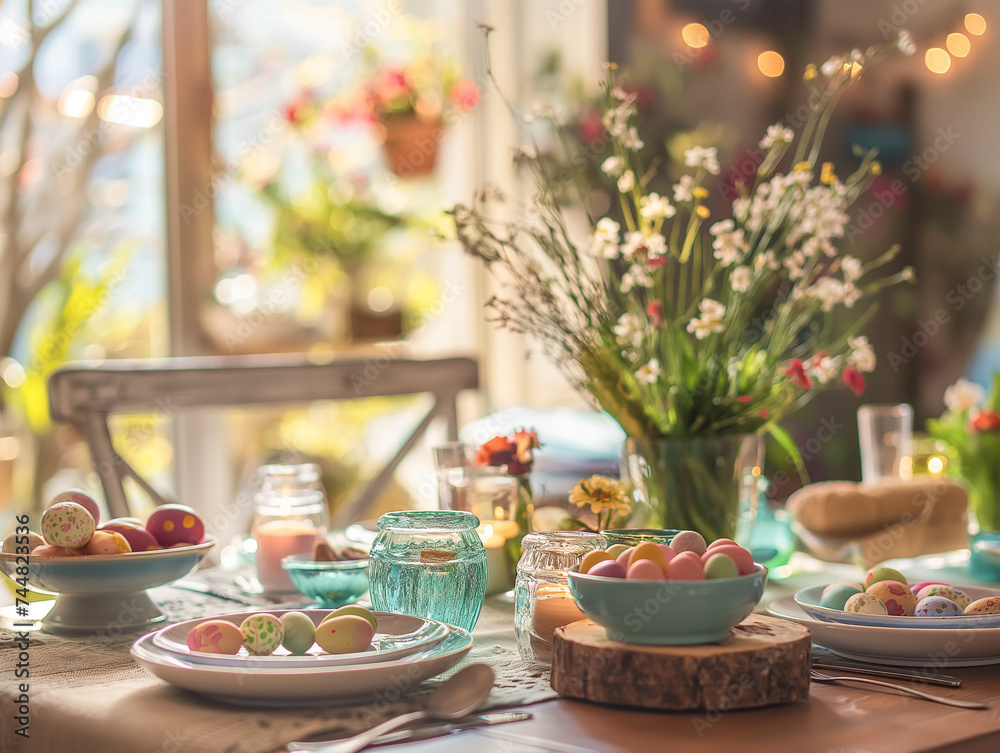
[965,13,987,36]
[946,32,971,57]
[924,47,951,74]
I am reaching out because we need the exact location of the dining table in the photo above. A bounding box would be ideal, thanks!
[3,551,1000,753]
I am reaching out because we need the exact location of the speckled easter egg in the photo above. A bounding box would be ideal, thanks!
[915,585,971,610]
[32,544,83,557]
[605,544,630,560]
[2,531,44,554]
[321,605,378,632]
[40,501,95,548]
[579,550,614,574]
[666,550,705,580]
[702,544,754,575]
[964,596,1000,615]
[626,558,665,580]
[49,489,102,526]
[820,584,863,610]
[914,596,962,617]
[821,581,864,597]
[82,530,132,555]
[670,530,707,556]
[703,552,738,580]
[627,541,669,571]
[280,612,317,655]
[239,613,284,656]
[99,520,160,552]
[588,560,627,578]
[187,619,243,654]
[844,592,888,614]
[865,580,917,616]
[911,582,947,594]
[146,505,205,547]
[314,615,375,654]
[863,566,907,589]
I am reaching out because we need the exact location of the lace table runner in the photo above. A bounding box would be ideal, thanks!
[0,581,556,753]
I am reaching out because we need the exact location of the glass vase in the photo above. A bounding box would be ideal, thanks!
[624,434,763,545]
[368,510,487,631]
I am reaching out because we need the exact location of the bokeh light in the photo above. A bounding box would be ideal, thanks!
[681,22,710,49]
[757,51,785,78]
[946,32,971,57]
[965,13,987,36]
[924,47,951,74]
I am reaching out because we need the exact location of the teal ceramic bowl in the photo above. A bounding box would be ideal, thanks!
[281,553,369,607]
[567,564,767,645]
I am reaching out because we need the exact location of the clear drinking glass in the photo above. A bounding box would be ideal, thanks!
[514,530,607,664]
[858,404,914,483]
[600,529,681,547]
[368,510,487,631]
[433,442,475,511]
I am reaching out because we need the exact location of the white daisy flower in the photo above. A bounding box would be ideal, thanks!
[601,156,625,177]
[673,175,695,202]
[613,313,647,347]
[841,255,862,282]
[759,123,794,150]
[809,354,838,384]
[683,146,720,175]
[636,359,661,384]
[944,379,986,413]
[590,217,621,258]
[639,193,676,221]
[686,298,726,340]
[731,266,751,293]
[847,336,876,373]
[621,265,653,293]
[617,170,635,193]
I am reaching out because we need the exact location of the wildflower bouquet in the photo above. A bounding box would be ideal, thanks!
[928,376,1000,533]
[453,33,915,541]
[363,55,479,122]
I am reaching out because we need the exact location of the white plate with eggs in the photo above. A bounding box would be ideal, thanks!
[767,595,1000,667]
[152,610,449,668]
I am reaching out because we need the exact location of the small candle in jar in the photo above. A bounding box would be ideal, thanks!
[479,523,514,595]
[530,583,585,661]
[254,520,319,593]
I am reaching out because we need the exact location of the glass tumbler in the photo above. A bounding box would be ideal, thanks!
[368,510,487,631]
[514,530,607,664]
[433,442,475,511]
[858,404,913,483]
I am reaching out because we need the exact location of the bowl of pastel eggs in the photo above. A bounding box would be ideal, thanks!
[567,530,767,645]
[794,564,1000,630]
[0,490,215,635]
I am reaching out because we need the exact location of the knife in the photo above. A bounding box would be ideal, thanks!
[286,712,533,752]
[811,660,962,688]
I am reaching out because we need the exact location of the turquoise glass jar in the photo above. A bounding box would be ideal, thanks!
[368,510,487,631]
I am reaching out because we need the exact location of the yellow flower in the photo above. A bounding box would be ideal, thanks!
[820,162,836,184]
[692,186,709,199]
[695,205,710,219]
[871,160,882,176]
[803,63,817,81]
[793,161,812,172]
[568,475,632,516]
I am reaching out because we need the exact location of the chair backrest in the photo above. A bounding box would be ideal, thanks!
[48,353,479,524]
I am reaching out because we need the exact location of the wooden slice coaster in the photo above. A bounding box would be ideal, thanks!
[551,614,811,711]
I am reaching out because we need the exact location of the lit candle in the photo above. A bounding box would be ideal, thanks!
[254,520,319,594]
[479,523,515,595]
[530,583,586,661]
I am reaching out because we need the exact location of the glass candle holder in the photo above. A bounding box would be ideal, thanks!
[368,510,487,631]
[514,530,607,664]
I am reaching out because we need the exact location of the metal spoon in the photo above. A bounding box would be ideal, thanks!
[809,670,988,709]
[287,664,496,753]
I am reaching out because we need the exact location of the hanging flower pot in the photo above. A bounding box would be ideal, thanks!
[376,114,443,178]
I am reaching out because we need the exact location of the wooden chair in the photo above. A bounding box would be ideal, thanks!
[47,353,479,524]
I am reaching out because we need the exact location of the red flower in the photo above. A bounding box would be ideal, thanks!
[761,409,769,420]
[284,103,301,123]
[971,409,1000,433]
[647,256,669,272]
[476,430,540,476]
[842,365,865,396]
[785,359,812,390]
[577,110,604,145]
[450,80,480,111]
[735,395,752,404]
[646,300,664,327]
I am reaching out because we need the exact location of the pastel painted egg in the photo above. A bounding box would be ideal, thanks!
[82,530,132,555]
[914,596,962,617]
[865,580,916,616]
[589,559,627,578]
[40,501,95,548]
[707,538,737,550]
[314,615,375,654]
[32,544,83,557]
[615,547,635,569]
[844,592,888,614]
[821,581,864,597]
[912,582,947,594]
[605,544,630,560]
[99,520,161,552]
[627,541,668,571]
[239,613,284,656]
[703,552,738,579]
[820,584,863,610]
[280,611,317,655]
[669,530,707,556]
[666,550,705,581]
[656,544,677,564]
[579,550,614,574]
[626,558,665,580]
[321,605,378,632]
[915,585,970,610]
[49,489,102,526]
[146,504,205,547]
[964,596,1000,615]
[187,619,242,654]
[2,531,44,554]
[863,566,907,589]
[703,544,754,575]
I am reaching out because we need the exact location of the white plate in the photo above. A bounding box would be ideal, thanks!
[131,625,474,705]
[152,610,448,668]
[767,595,1000,667]
[794,584,1000,629]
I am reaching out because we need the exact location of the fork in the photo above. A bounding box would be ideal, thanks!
[809,670,988,709]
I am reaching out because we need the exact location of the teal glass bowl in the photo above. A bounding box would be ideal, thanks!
[281,554,369,607]
[567,564,767,645]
